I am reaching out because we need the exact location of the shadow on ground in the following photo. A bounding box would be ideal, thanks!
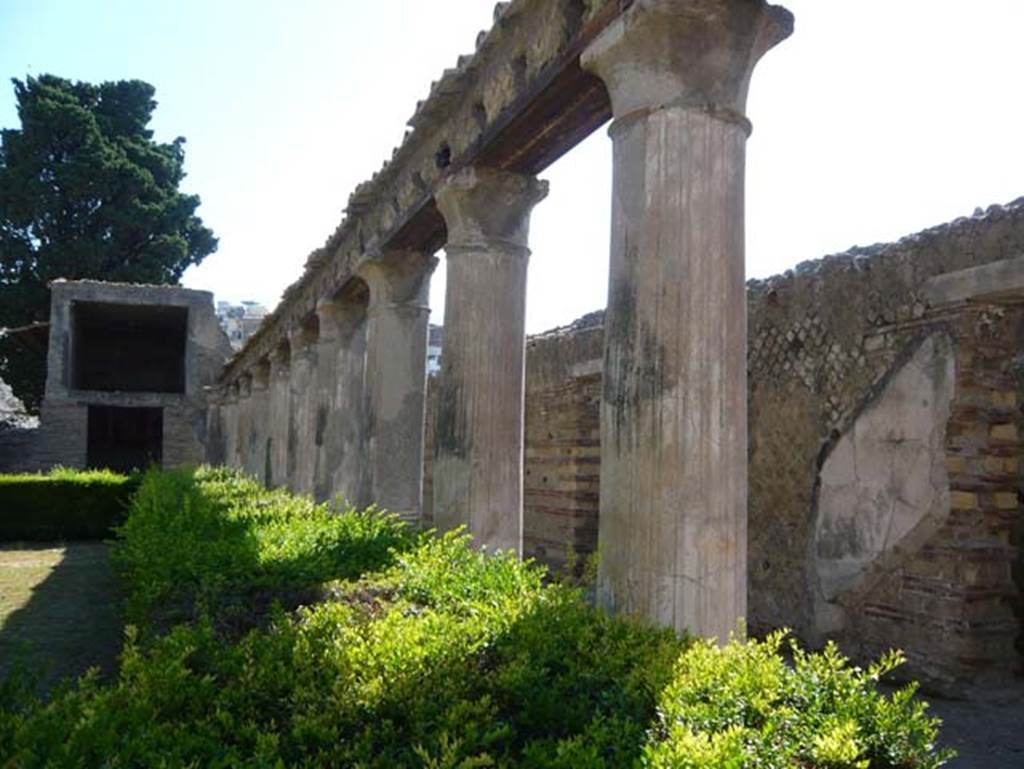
[0,542,122,694]
[929,680,1024,768]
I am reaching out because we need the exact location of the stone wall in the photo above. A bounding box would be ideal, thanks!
[744,201,1024,689]
[424,199,1024,689]
[522,312,603,570]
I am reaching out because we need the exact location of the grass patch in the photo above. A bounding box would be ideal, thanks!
[0,544,122,693]
[0,467,954,767]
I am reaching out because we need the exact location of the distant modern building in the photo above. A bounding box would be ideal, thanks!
[427,324,443,374]
[216,300,269,351]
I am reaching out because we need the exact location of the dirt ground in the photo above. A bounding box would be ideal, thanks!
[928,680,1024,767]
[0,542,122,693]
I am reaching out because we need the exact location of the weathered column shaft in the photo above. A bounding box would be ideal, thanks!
[433,167,548,554]
[582,0,792,640]
[313,305,341,503]
[268,347,292,488]
[314,296,369,508]
[362,255,434,523]
[233,378,251,473]
[288,328,318,496]
[205,390,227,466]
[246,365,270,482]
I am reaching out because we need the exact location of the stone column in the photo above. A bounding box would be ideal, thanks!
[235,375,253,474]
[205,387,227,466]
[246,363,271,482]
[433,167,548,554]
[313,300,343,502]
[288,324,319,496]
[360,254,435,524]
[581,0,792,640]
[314,295,369,508]
[223,382,240,468]
[268,343,292,488]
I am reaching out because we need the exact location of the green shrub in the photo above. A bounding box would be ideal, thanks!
[0,468,955,767]
[112,466,421,630]
[641,632,953,768]
[0,467,139,541]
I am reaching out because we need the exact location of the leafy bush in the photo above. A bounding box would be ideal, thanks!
[641,633,953,768]
[112,466,419,630]
[0,468,954,767]
[0,467,139,541]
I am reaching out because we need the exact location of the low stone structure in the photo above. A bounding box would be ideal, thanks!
[21,281,231,472]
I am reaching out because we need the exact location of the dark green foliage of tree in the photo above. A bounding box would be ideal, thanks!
[0,75,217,411]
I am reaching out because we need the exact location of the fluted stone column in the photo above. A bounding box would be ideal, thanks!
[247,363,271,482]
[205,387,227,466]
[582,0,793,640]
[223,382,240,468]
[288,324,319,496]
[235,375,252,474]
[361,254,435,524]
[268,343,292,488]
[314,296,369,508]
[313,300,343,502]
[433,167,548,554]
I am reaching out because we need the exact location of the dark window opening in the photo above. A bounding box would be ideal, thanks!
[72,301,188,393]
[87,405,163,472]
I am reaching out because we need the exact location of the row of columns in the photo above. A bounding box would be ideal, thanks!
[215,0,791,642]
[219,255,436,523]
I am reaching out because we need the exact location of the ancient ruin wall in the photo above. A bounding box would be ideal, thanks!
[522,312,604,569]
[425,199,1024,686]
[744,200,1024,686]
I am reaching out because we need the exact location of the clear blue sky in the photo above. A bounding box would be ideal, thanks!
[3,1,1023,333]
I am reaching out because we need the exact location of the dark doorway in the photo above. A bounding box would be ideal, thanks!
[87,406,163,472]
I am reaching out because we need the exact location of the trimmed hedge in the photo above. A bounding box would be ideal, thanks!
[0,468,955,767]
[0,468,140,541]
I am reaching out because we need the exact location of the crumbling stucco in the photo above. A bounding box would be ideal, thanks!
[813,333,956,636]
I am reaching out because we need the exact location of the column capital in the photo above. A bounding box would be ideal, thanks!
[358,252,437,313]
[251,361,270,392]
[288,320,318,358]
[269,340,291,375]
[436,167,548,255]
[316,297,366,343]
[582,0,793,123]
